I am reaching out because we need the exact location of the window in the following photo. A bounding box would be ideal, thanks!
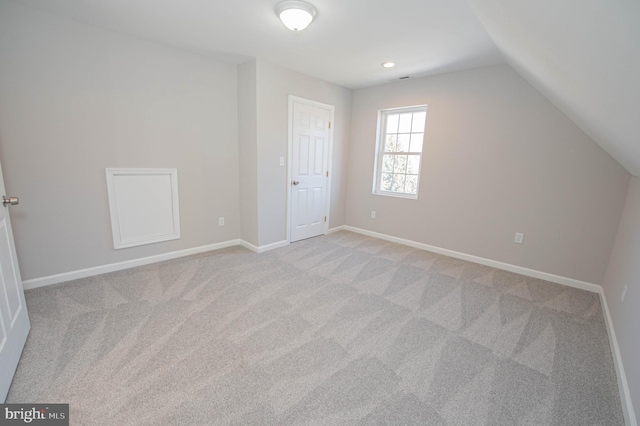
[373,105,427,198]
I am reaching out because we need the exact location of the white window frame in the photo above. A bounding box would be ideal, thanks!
[373,105,427,199]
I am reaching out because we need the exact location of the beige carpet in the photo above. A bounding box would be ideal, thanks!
[7,231,624,425]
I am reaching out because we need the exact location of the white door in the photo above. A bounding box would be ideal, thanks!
[0,161,29,402]
[290,100,332,242]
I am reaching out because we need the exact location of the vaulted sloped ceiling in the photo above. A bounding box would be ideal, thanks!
[467,0,640,176]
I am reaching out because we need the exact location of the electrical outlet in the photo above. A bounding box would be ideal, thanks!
[514,233,524,244]
[621,285,628,303]
[219,217,225,226]
[371,211,376,219]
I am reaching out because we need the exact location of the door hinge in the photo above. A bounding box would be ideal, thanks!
[326,171,329,177]
[324,216,327,222]
[328,122,331,129]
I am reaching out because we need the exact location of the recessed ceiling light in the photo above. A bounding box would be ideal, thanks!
[382,62,396,68]
[276,1,317,32]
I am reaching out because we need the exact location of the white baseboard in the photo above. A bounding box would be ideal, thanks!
[342,225,601,293]
[239,239,289,253]
[342,225,635,422]
[23,238,293,290]
[599,289,637,426]
[238,240,259,253]
[21,224,633,424]
[23,226,600,294]
[340,225,638,426]
[257,239,289,253]
[22,239,242,290]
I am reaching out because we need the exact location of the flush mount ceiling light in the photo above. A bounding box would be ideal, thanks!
[276,1,317,31]
[382,62,396,68]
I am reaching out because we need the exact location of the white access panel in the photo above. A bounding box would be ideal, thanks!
[106,168,180,249]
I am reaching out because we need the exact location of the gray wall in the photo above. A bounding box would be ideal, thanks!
[603,176,640,418]
[345,64,630,284]
[238,59,259,246]
[0,0,636,414]
[0,2,240,280]
[255,59,352,246]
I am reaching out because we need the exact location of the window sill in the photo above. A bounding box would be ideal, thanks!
[373,191,418,200]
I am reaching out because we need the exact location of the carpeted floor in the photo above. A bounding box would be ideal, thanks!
[7,231,624,425]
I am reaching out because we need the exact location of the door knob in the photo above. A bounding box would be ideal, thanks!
[2,196,18,206]
[292,180,300,185]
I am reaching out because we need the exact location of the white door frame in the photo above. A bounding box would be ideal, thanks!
[286,95,335,243]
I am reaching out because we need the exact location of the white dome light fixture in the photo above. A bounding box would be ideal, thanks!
[382,62,396,68]
[276,1,317,32]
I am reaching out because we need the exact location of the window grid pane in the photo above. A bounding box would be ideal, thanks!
[386,114,399,133]
[409,133,423,152]
[398,113,413,133]
[379,152,420,195]
[384,111,425,155]
[411,111,426,133]
[396,134,410,152]
[377,107,426,197]
[385,134,397,152]
[406,155,419,174]
[382,155,395,172]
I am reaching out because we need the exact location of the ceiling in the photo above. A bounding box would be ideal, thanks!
[8,0,504,89]
[8,0,640,176]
